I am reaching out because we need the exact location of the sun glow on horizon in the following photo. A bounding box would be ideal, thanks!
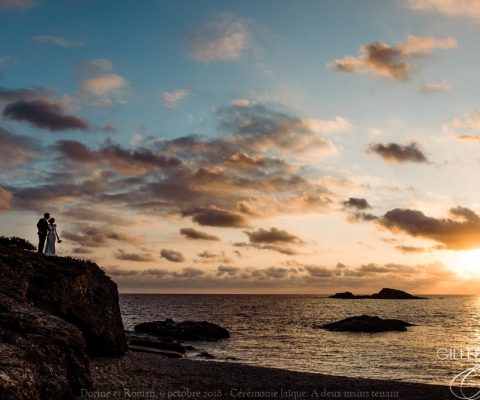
[454,249,480,278]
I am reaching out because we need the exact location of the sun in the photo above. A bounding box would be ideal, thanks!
[456,249,480,278]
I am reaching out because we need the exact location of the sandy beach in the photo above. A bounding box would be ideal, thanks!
[78,351,456,400]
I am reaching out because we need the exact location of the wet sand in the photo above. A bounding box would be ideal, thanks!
[77,351,457,400]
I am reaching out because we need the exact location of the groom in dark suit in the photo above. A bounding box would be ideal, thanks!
[37,212,50,253]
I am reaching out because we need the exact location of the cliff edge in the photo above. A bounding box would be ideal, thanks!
[0,238,127,399]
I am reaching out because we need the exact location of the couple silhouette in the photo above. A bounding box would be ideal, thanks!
[37,213,61,256]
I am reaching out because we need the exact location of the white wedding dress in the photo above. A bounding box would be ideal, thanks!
[44,223,57,256]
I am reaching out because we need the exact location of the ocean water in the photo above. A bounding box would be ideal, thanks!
[120,294,480,385]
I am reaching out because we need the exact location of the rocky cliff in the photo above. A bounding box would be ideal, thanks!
[0,239,127,399]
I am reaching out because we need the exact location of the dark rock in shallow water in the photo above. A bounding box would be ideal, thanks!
[329,291,356,299]
[134,318,230,341]
[129,338,186,354]
[128,344,184,358]
[329,288,426,299]
[0,241,127,399]
[320,315,413,332]
[125,330,186,353]
[196,351,215,359]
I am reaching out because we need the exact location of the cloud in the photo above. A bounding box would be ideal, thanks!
[232,99,253,108]
[198,250,219,259]
[160,249,185,263]
[62,224,134,248]
[77,59,128,106]
[0,0,31,10]
[349,212,379,223]
[216,103,337,155]
[32,35,84,47]
[379,206,480,250]
[171,267,204,278]
[7,102,337,230]
[0,126,39,167]
[343,197,371,210]
[78,58,113,74]
[162,89,190,108]
[304,265,334,278]
[245,227,303,244]
[179,227,220,241]
[2,99,89,131]
[420,81,452,93]
[443,110,480,141]
[0,86,53,104]
[71,247,93,255]
[395,245,428,253]
[0,187,13,211]
[216,265,241,276]
[101,123,117,133]
[196,251,233,264]
[234,241,299,256]
[330,35,457,80]
[107,261,457,293]
[108,267,205,279]
[182,206,249,227]
[80,75,127,97]
[302,117,352,134]
[224,152,266,168]
[54,139,181,174]
[115,249,154,262]
[236,227,305,255]
[406,0,480,20]
[367,142,428,163]
[188,13,248,63]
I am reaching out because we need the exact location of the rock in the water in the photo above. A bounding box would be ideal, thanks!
[129,338,186,354]
[372,288,426,299]
[320,315,413,332]
[196,351,215,359]
[329,288,426,299]
[128,345,184,358]
[329,291,356,299]
[125,330,186,353]
[0,241,127,399]
[134,319,230,341]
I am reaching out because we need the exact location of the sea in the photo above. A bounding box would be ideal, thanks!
[120,294,480,386]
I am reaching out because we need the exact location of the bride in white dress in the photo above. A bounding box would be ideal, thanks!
[44,218,61,256]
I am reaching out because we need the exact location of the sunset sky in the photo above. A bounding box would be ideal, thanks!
[3,0,480,293]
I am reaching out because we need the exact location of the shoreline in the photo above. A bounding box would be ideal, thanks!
[79,351,456,400]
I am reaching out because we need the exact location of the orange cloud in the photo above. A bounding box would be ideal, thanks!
[330,35,456,80]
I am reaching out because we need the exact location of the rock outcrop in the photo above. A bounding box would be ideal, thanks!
[329,288,426,299]
[319,315,413,332]
[0,295,91,399]
[0,240,127,399]
[134,318,230,341]
[125,330,187,356]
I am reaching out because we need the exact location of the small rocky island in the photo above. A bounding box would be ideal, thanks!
[319,315,414,332]
[329,288,427,299]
